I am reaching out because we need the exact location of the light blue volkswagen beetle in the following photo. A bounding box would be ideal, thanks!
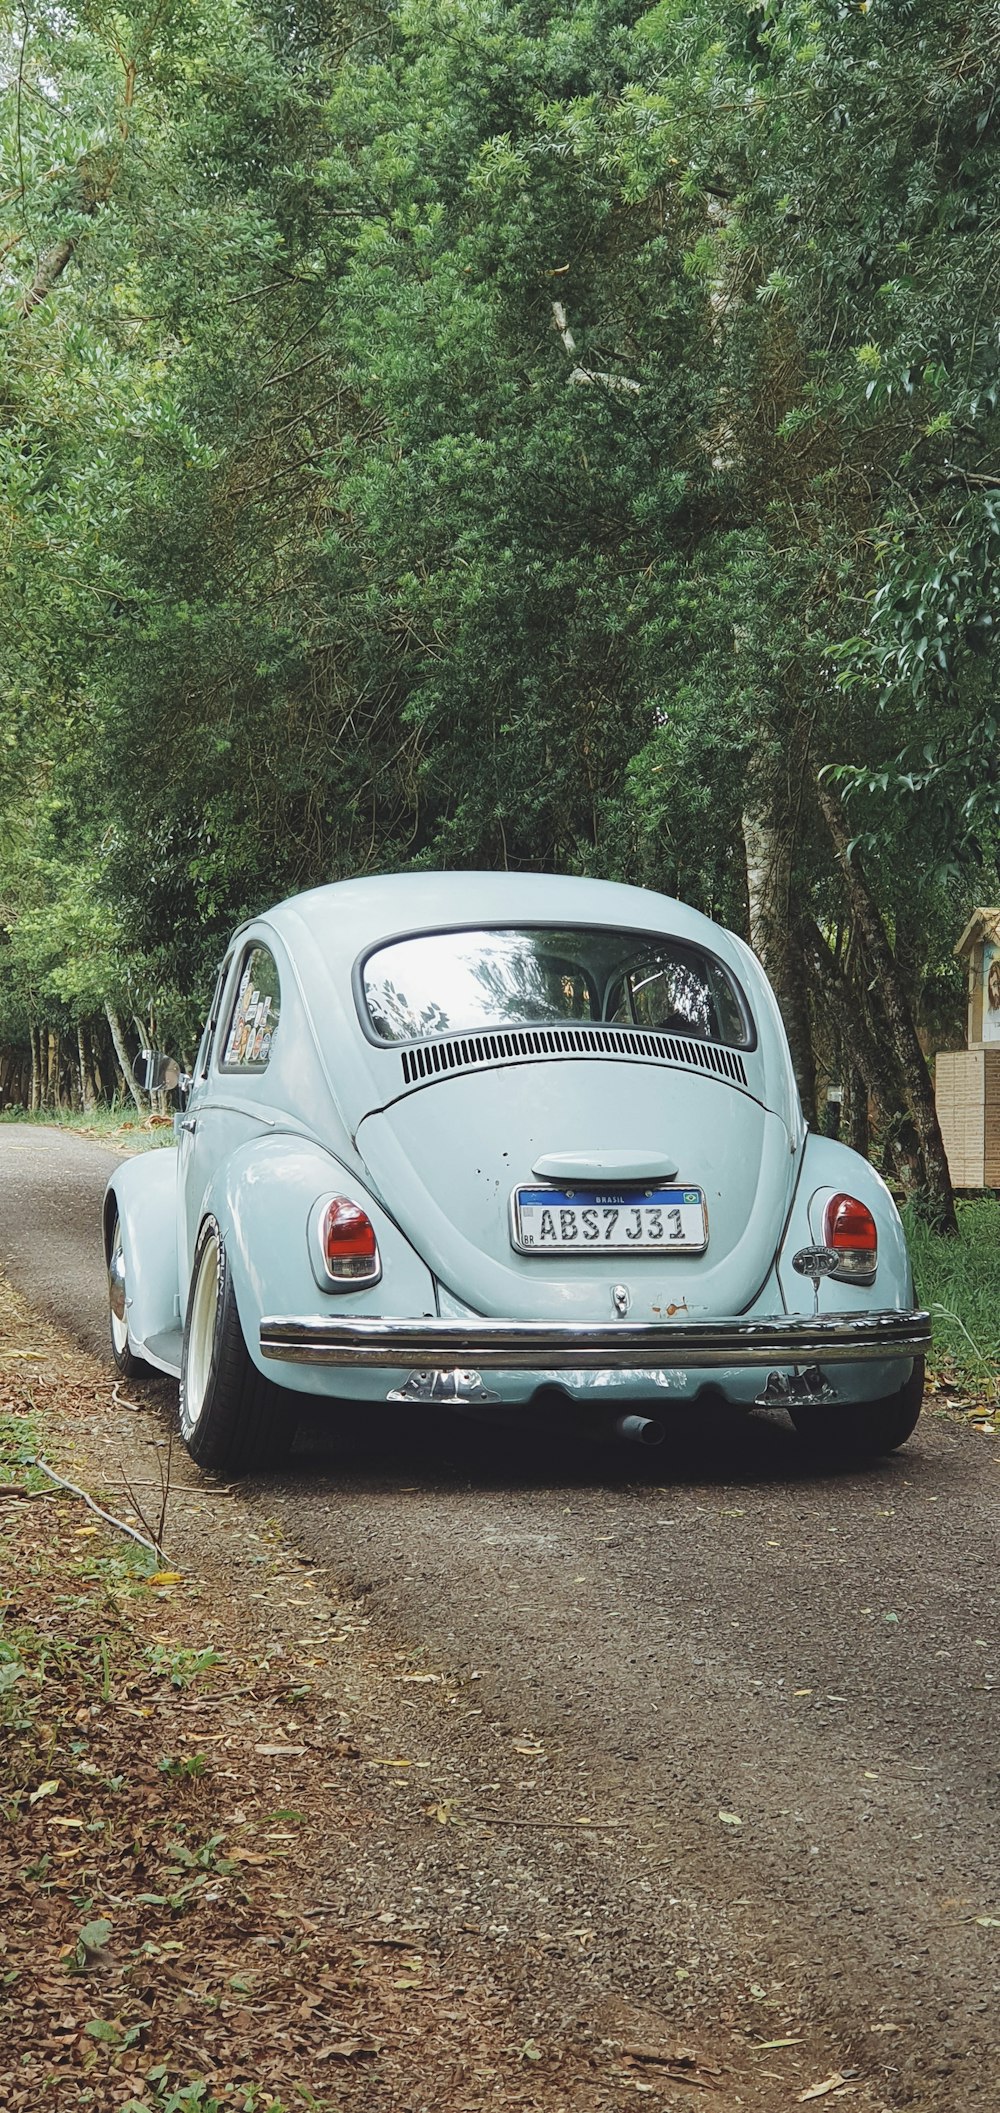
[104,872,930,1473]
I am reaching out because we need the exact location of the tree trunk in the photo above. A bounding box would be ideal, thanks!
[46,1031,62,1115]
[105,1005,146,1115]
[815,776,957,1232]
[743,802,817,1124]
[842,1066,870,1161]
[19,237,76,317]
[92,1033,110,1103]
[29,1024,42,1112]
[801,917,924,1198]
[77,1023,98,1112]
[46,1029,61,1110]
[0,1049,24,1109]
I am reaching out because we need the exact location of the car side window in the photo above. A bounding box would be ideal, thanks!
[195,954,234,1080]
[219,944,281,1071]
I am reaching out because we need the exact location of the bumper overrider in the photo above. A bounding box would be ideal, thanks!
[259,1308,931,1371]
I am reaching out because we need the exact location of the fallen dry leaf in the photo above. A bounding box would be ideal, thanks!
[798,2076,848,2102]
[29,1779,61,1804]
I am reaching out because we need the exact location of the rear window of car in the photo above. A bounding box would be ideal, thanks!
[361,926,751,1048]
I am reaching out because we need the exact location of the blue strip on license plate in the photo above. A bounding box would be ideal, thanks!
[512,1185,708,1254]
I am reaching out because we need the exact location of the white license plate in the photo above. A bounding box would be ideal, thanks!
[511,1185,708,1255]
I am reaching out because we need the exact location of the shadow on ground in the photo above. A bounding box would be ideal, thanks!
[288,1393,943,1498]
[123,1359,947,1499]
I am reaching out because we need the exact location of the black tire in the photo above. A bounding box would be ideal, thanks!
[107,1211,146,1379]
[790,1357,924,1460]
[179,1216,296,1474]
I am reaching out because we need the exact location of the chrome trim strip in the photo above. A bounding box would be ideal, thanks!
[259,1309,931,1370]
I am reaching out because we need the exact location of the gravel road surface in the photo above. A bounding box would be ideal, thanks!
[2,1123,998,2109]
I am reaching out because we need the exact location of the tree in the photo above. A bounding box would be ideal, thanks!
[0,0,990,1230]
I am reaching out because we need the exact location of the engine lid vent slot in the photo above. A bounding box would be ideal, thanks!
[399,1024,749,1090]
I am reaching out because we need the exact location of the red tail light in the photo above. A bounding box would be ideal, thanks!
[321,1197,380,1282]
[823,1193,877,1283]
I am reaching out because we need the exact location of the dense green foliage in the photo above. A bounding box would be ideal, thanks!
[1,0,997,1205]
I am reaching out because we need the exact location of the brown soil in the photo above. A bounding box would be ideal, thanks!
[0,1273,789,2113]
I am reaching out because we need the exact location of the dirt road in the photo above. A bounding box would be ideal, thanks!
[1,1124,998,2109]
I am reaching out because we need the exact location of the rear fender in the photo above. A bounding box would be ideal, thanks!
[201,1136,437,1389]
[775,1134,915,1401]
[104,1152,181,1357]
[777,1134,913,1314]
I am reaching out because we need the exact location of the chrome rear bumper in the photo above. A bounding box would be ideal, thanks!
[259,1309,931,1371]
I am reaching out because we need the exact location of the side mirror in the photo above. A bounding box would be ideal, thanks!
[138,1049,186,1095]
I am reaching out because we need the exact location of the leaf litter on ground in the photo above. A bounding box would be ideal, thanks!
[3,1267,755,2113]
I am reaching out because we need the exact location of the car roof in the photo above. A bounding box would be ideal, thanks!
[234,872,798,1141]
[257,871,747,977]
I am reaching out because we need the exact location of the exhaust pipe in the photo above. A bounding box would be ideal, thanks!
[613,1412,665,1447]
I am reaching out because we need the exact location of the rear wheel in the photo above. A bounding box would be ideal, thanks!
[108,1211,145,1378]
[790,1358,924,1459]
[179,1217,296,1473]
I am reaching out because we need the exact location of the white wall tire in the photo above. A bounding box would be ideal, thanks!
[179,1216,295,1473]
[108,1211,144,1378]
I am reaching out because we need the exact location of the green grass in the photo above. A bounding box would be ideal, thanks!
[0,1406,47,1493]
[902,1196,1000,1402]
[0,1104,175,1152]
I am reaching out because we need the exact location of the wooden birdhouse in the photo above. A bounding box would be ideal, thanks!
[934,908,1000,1189]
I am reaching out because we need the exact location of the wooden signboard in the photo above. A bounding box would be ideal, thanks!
[935,909,1000,1188]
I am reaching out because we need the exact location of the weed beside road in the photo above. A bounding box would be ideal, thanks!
[0,1105,174,1155]
[903,1196,1000,1415]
